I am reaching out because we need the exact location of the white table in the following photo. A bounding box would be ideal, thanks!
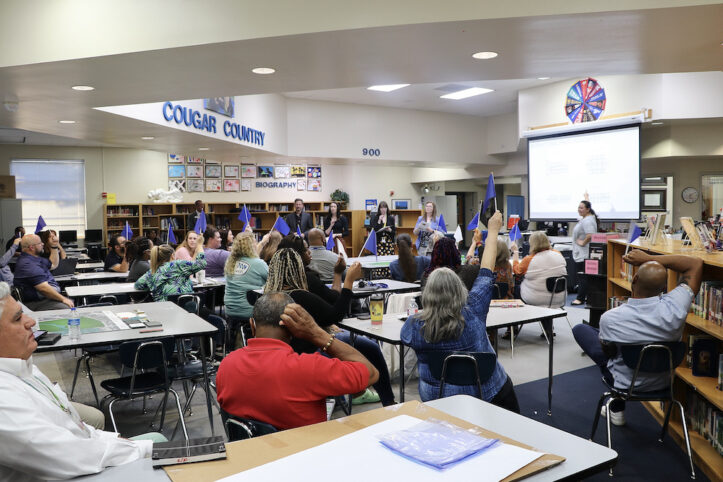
[56,271,129,284]
[75,261,105,271]
[339,304,566,410]
[65,282,142,299]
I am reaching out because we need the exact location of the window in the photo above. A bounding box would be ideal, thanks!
[10,159,86,234]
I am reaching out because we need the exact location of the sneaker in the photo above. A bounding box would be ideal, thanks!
[601,406,626,426]
[351,389,381,405]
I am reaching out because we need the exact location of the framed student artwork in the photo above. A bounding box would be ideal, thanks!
[168,165,185,178]
[297,179,306,191]
[169,179,186,192]
[258,166,274,178]
[307,166,322,178]
[392,199,411,210]
[241,179,251,191]
[187,179,204,192]
[205,179,222,192]
[274,166,290,178]
[291,165,306,177]
[641,189,666,211]
[187,157,204,164]
[224,165,239,178]
[241,165,256,178]
[223,179,240,192]
[307,179,321,192]
[205,164,222,178]
[186,165,203,178]
[168,154,185,164]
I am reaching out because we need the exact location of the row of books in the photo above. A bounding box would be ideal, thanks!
[685,391,723,456]
[160,218,181,230]
[619,262,634,282]
[608,296,628,309]
[691,281,723,326]
[106,207,138,216]
[107,221,136,229]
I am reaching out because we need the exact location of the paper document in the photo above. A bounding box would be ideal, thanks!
[218,415,544,482]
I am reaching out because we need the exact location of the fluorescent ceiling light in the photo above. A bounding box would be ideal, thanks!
[651,121,664,125]
[198,147,210,151]
[367,84,410,92]
[252,67,275,75]
[71,85,95,91]
[472,51,498,59]
[58,120,76,124]
[537,77,550,80]
[141,136,155,140]
[440,87,493,100]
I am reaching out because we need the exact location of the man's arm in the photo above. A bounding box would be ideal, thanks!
[480,211,502,271]
[35,282,74,308]
[623,250,704,295]
[280,304,379,386]
[0,240,19,267]
[330,256,346,293]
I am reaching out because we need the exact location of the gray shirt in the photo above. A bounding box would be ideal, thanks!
[0,243,18,286]
[571,215,597,262]
[126,259,150,282]
[600,284,694,391]
[308,246,341,282]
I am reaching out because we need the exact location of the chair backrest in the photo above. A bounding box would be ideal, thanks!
[99,295,119,305]
[246,290,261,307]
[427,351,497,399]
[545,276,567,308]
[619,342,686,397]
[10,286,22,302]
[118,337,175,370]
[206,314,228,357]
[220,408,277,441]
[173,294,201,315]
[493,282,509,299]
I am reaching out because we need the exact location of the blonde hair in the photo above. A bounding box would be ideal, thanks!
[260,231,282,263]
[265,248,308,293]
[150,244,175,273]
[529,231,551,254]
[178,230,199,253]
[225,232,257,276]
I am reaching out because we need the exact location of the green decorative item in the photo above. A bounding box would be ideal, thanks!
[330,189,349,209]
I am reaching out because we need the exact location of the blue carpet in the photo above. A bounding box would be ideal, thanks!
[514,366,708,481]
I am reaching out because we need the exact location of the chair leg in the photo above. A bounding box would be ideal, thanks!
[659,401,674,442]
[182,382,199,416]
[604,398,615,477]
[674,400,696,479]
[84,356,100,408]
[158,390,170,431]
[564,315,573,330]
[107,398,119,433]
[590,392,609,439]
[510,328,514,358]
[169,388,189,441]
[70,355,85,400]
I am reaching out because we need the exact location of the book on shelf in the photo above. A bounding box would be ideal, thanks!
[619,262,634,282]
[691,337,719,377]
[685,391,723,456]
[609,296,628,309]
[692,281,723,326]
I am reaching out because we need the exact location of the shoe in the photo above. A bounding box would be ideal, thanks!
[601,406,626,426]
[351,389,381,405]
[571,299,584,306]
[501,330,512,340]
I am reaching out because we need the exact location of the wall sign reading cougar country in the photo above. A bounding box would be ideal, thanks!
[162,101,265,146]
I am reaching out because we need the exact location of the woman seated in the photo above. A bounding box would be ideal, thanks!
[401,212,519,412]
[421,236,479,291]
[493,239,514,299]
[389,234,430,282]
[175,231,202,261]
[126,237,153,282]
[39,229,67,260]
[224,231,268,344]
[513,231,567,306]
[265,248,396,406]
[259,231,282,264]
[134,241,206,301]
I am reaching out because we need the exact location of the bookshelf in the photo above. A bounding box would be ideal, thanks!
[606,239,723,480]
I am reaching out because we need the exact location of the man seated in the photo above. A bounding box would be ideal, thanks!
[14,234,73,311]
[0,282,161,480]
[216,293,379,430]
[203,226,230,278]
[104,235,129,272]
[573,249,703,426]
[307,228,343,282]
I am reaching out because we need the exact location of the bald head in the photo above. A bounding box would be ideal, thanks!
[632,261,668,298]
[20,234,44,257]
[307,228,325,247]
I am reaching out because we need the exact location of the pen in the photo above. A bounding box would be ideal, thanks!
[140,328,163,333]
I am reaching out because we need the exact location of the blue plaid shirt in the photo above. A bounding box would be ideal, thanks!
[401,268,507,401]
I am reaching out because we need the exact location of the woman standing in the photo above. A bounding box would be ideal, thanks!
[323,202,350,240]
[175,231,202,261]
[571,198,599,305]
[369,201,396,278]
[413,201,444,256]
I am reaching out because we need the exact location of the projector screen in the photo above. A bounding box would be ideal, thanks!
[528,124,640,221]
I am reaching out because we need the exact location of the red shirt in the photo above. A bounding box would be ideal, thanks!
[216,338,369,430]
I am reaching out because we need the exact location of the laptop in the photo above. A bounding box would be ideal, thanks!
[50,258,78,276]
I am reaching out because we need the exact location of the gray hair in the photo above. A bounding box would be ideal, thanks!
[529,231,551,254]
[252,292,294,328]
[419,268,468,343]
[0,282,11,317]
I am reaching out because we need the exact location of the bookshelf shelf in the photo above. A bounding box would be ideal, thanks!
[607,239,723,479]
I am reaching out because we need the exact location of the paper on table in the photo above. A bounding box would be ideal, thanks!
[218,415,544,482]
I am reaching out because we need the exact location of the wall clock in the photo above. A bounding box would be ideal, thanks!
[681,187,699,203]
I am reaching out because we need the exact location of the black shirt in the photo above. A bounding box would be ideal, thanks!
[104,252,124,271]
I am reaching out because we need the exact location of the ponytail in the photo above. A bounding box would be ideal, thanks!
[580,200,601,231]
[150,244,174,273]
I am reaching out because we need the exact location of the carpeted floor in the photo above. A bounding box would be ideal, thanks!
[514,365,708,481]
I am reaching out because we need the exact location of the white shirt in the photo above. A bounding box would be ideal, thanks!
[520,250,568,307]
[0,356,152,481]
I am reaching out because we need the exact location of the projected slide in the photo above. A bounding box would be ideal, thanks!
[528,125,640,220]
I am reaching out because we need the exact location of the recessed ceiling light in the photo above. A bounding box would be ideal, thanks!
[198,147,210,151]
[141,136,155,140]
[537,77,550,80]
[58,120,76,124]
[472,51,498,60]
[71,85,95,91]
[252,67,275,75]
[651,121,664,126]
[440,87,494,100]
[367,84,410,92]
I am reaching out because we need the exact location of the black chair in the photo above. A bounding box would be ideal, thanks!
[492,282,509,300]
[100,338,188,440]
[426,351,497,399]
[246,290,261,307]
[589,342,694,478]
[221,408,277,441]
[10,286,22,302]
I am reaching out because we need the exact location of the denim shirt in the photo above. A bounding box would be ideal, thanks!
[401,267,508,401]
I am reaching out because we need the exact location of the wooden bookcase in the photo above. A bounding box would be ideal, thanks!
[606,239,723,481]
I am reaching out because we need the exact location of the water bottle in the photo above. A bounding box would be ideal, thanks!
[68,307,80,341]
[407,299,418,317]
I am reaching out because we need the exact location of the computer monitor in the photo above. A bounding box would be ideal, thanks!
[84,229,103,243]
[59,230,77,244]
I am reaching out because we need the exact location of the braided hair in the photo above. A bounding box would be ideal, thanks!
[265,248,308,293]
[424,236,461,277]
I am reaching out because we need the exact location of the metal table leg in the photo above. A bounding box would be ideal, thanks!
[399,344,405,402]
[199,335,215,435]
[543,318,554,415]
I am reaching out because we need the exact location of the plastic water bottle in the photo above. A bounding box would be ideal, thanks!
[68,307,80,341]
[407,299,418,318]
